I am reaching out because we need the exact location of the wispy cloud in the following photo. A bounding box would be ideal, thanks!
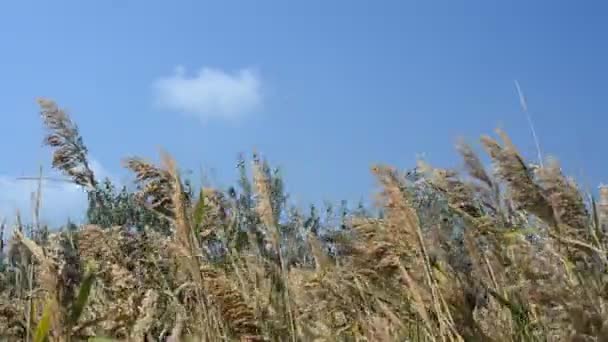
[90,158,113,182]
[0,174,87,227]
[0,158,114,229]
[153,66,262,122]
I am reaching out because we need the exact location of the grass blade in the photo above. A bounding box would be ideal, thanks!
[34,299,54,342]
[68,271,96,326]
[192,188,205,237]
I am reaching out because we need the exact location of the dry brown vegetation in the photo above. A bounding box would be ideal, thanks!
[1,98,608,341]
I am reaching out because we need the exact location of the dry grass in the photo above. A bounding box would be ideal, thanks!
[1,99,608,341]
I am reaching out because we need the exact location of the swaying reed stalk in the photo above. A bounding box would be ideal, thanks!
[37,98,105,215]
[372,165,461,341]
[252,154,298,342]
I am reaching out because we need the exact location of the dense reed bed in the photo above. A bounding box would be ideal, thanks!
[1,99,607,341]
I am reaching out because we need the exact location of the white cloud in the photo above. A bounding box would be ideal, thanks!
[153,66,262,122]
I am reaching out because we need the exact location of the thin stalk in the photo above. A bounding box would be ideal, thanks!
[514,80,543,168]
[26,264,34,342]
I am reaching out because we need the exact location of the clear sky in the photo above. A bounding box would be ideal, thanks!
[1,1,607,225]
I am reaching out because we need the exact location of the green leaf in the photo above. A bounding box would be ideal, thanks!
[68,270,96,326]
[592,195,601,237]
[487,289,529,325]
[192,189,205,236]
[34,299,54,342]
[88,338,114,342]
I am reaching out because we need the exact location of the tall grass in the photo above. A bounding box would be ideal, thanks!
[1,98,607,341]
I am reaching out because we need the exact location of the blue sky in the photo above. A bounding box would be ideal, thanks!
[1,1,607,225]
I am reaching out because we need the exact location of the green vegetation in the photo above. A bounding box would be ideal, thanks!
[1,98,607,341]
